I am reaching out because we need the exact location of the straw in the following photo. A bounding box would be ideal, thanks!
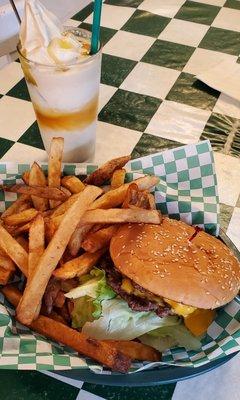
[90,0,103,54]
[9,0,21,24]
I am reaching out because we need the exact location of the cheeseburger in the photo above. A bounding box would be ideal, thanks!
[68,217,240,351]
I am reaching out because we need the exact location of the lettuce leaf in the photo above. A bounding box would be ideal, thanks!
[82,298,180,340]
[140,324,202,352]
[67,268,116,328]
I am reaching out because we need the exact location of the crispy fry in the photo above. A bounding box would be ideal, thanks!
[22,170,30,184]
[102,340,161,362]
[82,225,118,253]
[0,224,28,276]
[28,214,45,279]
[3,285,131,372]
[123,184,151,210]
[51,193,79,218]
[53,248,105,280]
[0,267,13,285]
[16,236,29,252]
[48,311,68,325]
[29,162,48,211]
[61,176,85,194]
[85,155,130,186]
[48,137,64,209]
[1,194,31,218]
[148,193,156,210]
[16,186,102,325]
[67,176,159,256]
[1,184,68,201]
[68,224,92,257]
[3,208,39,226]
[80,208,162,225]
[0,247,15,271]
[111,169,126,189]
[11,222,31,236]
[90,176,159,210]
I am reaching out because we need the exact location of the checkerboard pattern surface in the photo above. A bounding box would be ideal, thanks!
[0,0,240,399]
[0,0,240,245]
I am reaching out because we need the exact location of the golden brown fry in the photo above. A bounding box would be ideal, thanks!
[0,247,15,271]
[90,176,159,210]
[16,236,29,252]
[29,162,48,211]
[48,310,68,325]
[22,170,30,184]
[80,208,162,225]
[3,208,39,226]
[102,340,161,362]
[0,224,28,276]
[16,186,102,325]
[82,225,118,253]
[51,193,79,218]
[85,155,130,186]
[123,184,151,210]
[0,267,13,285]
[1,194,31,218]
[111,169,126,189]
[61,175,85,194]
[48,137,64,209]
[53,248,105,280]
[2,285,131,372]
[148,193,156,210]
[67,176,159,256]
[10,222,31,236]
[1,184,68,201]
[28,214,45,279]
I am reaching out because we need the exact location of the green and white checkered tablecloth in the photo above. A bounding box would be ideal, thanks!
[0,0,239,398]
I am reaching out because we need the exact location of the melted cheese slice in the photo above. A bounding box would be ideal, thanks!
[164,299,196,317]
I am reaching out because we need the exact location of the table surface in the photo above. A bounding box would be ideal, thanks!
[0,0,240,399]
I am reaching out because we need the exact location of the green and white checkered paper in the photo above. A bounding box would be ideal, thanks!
[0,140,239,372]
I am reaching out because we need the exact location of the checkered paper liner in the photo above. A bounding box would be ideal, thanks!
[0,140,239,372]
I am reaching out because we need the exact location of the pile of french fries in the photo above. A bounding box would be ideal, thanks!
[0,137,162,373]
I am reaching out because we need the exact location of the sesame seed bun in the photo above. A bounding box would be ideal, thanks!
[110,218,240,309]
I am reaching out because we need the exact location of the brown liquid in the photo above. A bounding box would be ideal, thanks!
[34,96,98,131]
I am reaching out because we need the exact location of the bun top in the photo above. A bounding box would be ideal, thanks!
[110,218,240,309]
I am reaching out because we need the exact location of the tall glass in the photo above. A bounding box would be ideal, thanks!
[18,28,102,162]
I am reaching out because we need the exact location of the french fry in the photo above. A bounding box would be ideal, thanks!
[16,236,29,252]
[85,155,130,186]
[1,194,31,218]
[123,184,151,210]
[51,193,79,218]
[0,267,13,285]
[29,162,48,211]
[67,176,159,256]
[80,208,162,225]
[0,247,15,271]
[28,214,45,279]
[82,225,118,253]
[16,185,102,325]
[22,170,30,184]
[3,208,38,226]
[48,137,64,209]
[11,222,31,236]
[111,169,126,189]
[89,176,159,210]
[68,224,92,257]
[0,224,28,276]
[148,193,156,210]
[61,176,85,194]
[53,248,105,280]
[1,184,68,201]
[2,285,131,372]
[102,340,161,362]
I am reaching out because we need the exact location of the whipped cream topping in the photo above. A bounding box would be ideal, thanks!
[20,0,90,66]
